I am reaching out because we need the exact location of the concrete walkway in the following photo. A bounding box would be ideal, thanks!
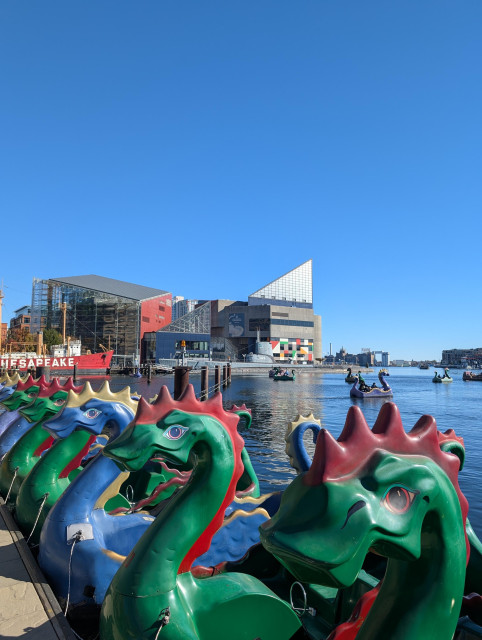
[0,499,75,639]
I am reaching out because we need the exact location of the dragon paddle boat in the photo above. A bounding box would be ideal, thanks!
[0,374,48,440]
[0,377,83,506]
[0,372,28,412]
[15,381,178,545]
[260,402,473,640]
[0,377,80,460]
[99,384,303,640]
[37,387,268,615]
[14,382,138,544]
[350,369,392,398]
[433,368,453,383]
[37,385,165,609]
[97,392,482,640]
[273,369,296,381]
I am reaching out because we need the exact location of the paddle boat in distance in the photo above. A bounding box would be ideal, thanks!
[273,368,296,381]
[350,369,392,398]
[463,370,482,381]
[345,367,358,383]
[433,368,453,383]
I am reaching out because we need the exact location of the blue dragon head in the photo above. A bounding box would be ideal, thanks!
[43,382,138,442]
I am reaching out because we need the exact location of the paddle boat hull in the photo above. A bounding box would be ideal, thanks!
[433,368,452,383]
[350,383,393,398]
[463,372,482,381]
[350,370,392,398]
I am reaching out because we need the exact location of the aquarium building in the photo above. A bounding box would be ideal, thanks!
[148,260,322,364]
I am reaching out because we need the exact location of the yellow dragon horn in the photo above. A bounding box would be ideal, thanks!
[65,379,138,413]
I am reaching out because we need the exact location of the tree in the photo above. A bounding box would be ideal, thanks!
[7,326,36,350]
[43,328,63,350]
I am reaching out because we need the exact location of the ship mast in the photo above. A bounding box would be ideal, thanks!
[61,301,67,344]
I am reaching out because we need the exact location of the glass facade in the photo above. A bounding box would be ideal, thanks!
[31,279,141,358]
[153,302,211,360]
[158,302,211,334]
[248,259,313,308]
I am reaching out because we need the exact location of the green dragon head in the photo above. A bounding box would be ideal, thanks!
[261,402,468,589]
[103,385,244,473]
[0,374,49,411]
[19,377,83,423]
[103,384,247,572]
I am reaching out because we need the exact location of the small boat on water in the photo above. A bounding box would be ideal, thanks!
[345,367,358,383]
[463,371,482,381]
[433,368,452,383]
[350,369,392,398]
[273,368,296,381]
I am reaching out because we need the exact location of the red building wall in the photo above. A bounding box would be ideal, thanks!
[140,294,172,340]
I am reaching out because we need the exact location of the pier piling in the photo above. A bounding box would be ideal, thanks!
[35,366,50,382]
[214,365,221,393]
[200,365,209,401]
[174,366,190,400]
[222,365,228,389]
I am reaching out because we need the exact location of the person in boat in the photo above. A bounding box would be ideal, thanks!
[357,373,370,392]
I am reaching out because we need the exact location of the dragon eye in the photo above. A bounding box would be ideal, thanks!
[164,425,188,440]
[28,392,37,398]
[382,485,418,514]
[54,398,66,406]
[83,408,102,419]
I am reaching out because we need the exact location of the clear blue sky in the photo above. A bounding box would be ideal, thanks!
[1,1,481,361]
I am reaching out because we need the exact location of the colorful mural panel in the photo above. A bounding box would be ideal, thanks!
[270,338,313,361]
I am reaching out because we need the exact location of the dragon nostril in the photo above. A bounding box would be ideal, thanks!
[341,500,366,529]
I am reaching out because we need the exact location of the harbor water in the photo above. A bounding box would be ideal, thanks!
[90,367,482,537]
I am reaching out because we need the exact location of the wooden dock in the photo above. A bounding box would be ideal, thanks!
[0,498,75,639]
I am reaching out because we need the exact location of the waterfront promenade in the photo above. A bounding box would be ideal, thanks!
[0,498,75,639]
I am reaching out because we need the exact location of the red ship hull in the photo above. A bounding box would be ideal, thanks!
[0,350,114,373]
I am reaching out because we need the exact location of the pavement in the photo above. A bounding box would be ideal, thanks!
[0,499,75,639]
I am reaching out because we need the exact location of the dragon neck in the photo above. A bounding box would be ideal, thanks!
[0,409,22,436]
[114,425,236,597]
[378,373,389,390]
[25,430,94,484]
[6,420,53,469]
[358,478,466,639]
[292,425,314,473]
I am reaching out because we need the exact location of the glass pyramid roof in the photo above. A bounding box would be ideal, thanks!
[249,260,312,307]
